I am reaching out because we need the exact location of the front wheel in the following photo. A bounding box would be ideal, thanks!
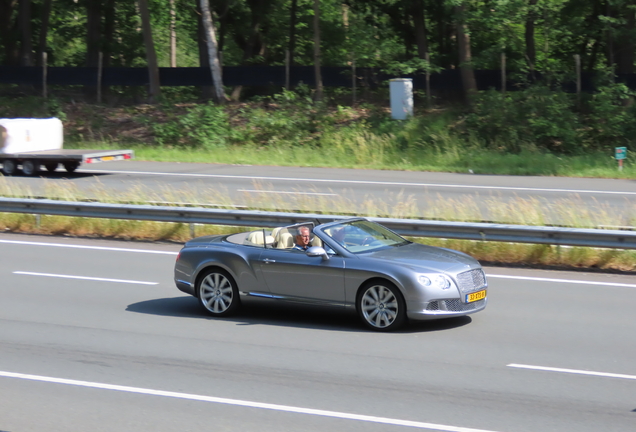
[196,268,240,317]
[357,281,406,331]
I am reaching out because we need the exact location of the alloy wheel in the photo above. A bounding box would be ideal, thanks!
[197,270,239,316]
[358,282,405,331]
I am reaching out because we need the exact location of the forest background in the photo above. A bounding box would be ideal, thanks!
[1,0,636,176]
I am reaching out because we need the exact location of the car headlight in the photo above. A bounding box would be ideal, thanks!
[418,274,451,289]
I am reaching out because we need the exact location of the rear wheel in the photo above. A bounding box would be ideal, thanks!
[357,281,406,331]
[63,162,79,173]
[1,159,16,176]
[196,268,240,317]
[22,160,39,176]
[45,162,58,173]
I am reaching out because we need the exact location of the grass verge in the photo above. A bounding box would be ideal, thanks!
[1,177,635,272]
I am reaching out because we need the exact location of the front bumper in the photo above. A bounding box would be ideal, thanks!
[406,297,487,321]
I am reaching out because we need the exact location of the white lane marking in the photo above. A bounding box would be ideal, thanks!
[488,274,636,289]
[0,371,501,432]
[508,364,636,381]
[2,239,635,289]
[0,239,178,255]
[81,169,633,196]
[14,271,158,285]
[238,189,338,196]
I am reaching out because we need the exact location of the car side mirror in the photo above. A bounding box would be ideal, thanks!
[306,246,329,260]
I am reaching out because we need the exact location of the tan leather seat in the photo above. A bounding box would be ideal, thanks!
[311,236,322,248]
[247,231,265,245]
[248,231,275,247]
[276,232,294,249]
[271,227,282,239]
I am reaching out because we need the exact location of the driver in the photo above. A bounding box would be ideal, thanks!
[292,226,312,251]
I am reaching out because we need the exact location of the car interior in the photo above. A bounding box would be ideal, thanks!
[232,222,322,250]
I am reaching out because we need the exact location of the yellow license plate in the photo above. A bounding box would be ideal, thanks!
[101,156,114,161]
[466,289,487,303]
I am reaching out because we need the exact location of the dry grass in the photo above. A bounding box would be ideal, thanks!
[1,177,635,271]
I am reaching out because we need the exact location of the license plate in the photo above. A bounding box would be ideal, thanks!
[466,289,486,303]
[100,156,114,161]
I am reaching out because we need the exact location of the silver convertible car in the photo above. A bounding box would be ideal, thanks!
[174,218,487,331]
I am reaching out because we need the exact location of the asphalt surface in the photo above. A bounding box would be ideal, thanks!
[3,160,636,225]
[1,233,635,432]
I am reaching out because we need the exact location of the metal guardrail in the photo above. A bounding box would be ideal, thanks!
[1,197,636,250]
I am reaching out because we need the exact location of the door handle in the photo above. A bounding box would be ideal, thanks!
[263,258,276,264]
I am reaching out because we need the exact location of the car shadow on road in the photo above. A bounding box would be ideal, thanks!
[126,296,472,333]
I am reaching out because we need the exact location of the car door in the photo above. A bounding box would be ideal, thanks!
[257,248,346,304]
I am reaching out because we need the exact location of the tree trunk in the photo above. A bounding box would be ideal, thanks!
[138,0,161,103]
[614,7,636,74]
[288,0,297,66]
[432,2,452,69]
[411,0,428,59]
[313,0,323,101]
[196,2,214,100]
[18,0,33,66]
[170,0,177,67]
[0,0,19,65]
[199,0,227,104]
[606,1,614,67]
[36,0,52,67]
[454,4,477,100]
[86,0,101,67]
[524,0,538,76]
[103,0,116,66]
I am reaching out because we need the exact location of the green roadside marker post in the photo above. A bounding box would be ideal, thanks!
[615,147,627,171]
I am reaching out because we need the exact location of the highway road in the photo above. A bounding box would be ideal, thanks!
[3,160,636,225]
[1,233,635,432]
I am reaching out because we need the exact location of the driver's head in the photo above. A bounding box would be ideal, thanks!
[295,226,311,247]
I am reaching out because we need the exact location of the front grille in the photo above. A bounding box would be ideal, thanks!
[456,269,486,293]
[426,299,485,312]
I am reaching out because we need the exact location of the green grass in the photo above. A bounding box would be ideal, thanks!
[3,89,633,178]
[65,139,634,178]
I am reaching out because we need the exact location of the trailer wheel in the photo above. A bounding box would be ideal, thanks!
[2,159,16,176]
[45,163,58,173]
[22,160,39,176]
[63,162,80,173]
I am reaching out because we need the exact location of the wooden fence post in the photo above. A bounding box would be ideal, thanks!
[285,50,290,90]
[501,53,506,94]
[42,52,47,99]
[574,54,581,107]
[97,52,103,103]
[352,55,356,105]
[425,52,431,108]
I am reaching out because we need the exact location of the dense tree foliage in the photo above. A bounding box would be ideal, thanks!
[1,0,635,75]
[2,0,636,154]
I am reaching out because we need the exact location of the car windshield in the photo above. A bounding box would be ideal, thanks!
[323,220,409,253]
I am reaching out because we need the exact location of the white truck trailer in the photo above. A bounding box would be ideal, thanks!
[0,118,134,176]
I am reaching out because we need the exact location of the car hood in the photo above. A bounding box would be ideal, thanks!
[363,242,480,273]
